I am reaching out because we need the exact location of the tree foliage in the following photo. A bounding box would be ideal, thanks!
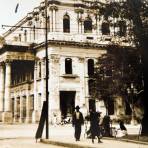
[92,46,143,108]
[90,0,147,134]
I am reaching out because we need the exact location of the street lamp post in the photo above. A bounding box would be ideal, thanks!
[127,83,137,125]
[44,0,49,139]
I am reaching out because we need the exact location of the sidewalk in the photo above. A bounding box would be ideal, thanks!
[40,124,148,148]
[0,123,147,148]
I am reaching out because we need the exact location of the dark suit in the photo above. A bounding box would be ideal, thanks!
[90,111,101,139]
[72,111,84,141]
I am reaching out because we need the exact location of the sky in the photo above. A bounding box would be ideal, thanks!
[0,0,43,36]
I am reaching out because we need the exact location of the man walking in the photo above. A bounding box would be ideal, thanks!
[72,105,84,141]
[90,108,102,143]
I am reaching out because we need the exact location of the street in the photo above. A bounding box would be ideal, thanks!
[0,123,147,148]
[0,137,66,148]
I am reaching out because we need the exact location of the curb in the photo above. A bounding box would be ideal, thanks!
[41,139,96,148]
[41,137,148,148]
[103,137,148,145]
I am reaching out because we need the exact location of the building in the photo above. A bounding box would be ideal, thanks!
[0,0,136,123]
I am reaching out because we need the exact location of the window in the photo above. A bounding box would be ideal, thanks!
[47,16,50,32]
[24,30,27,42]
[102,22,110,35]
[33,25,36,40]
[38,62,41,78]
[19,34,21,42]
[88,79,95,96]
[118,21,126,36]
[107,98,114,115]
[84,17,92,33]
[63,14,70,33]
[88,59,94,76]
[65,58,72,74]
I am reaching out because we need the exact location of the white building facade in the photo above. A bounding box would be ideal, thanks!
[0,0,134,123]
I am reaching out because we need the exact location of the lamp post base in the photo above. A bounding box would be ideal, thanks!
[130,118,138,125]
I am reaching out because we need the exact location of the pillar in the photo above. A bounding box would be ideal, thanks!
[32,61,39,123]
[41,58,46,105]
[49,55,60,122]
[0,63,4,121]
[2,61,13,123]
[53,9,56,32]
[26,93,31,123]
[78,58,87,116]
[19,96,24,123]
[13,96,18,123]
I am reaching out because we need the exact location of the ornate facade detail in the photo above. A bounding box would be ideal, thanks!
[78,57,85,63]
[50,55,60,63]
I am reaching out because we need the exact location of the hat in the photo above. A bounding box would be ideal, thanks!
[75,105,80,109]
[97,111,102,114]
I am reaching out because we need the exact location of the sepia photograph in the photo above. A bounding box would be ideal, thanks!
[0,0,148,148]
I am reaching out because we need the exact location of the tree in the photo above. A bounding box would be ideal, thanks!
[91,0,147,135]
[92,46,143,118]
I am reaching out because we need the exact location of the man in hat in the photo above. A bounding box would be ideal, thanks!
[72,105,84,141]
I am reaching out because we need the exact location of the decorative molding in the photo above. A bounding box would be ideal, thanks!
[50,55,60,63]
[78,57,85,63]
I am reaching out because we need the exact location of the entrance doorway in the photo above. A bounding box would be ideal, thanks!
[60,91,75,119]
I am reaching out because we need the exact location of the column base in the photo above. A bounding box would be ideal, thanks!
[19,117,24,123]
[32,110,40,123]
[131,119,138,125]
[0,111,3,122]
[25,117,32,123]
[2,112,13,123]
[13,116,19,123]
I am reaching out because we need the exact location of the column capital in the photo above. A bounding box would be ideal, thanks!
[0,62,5,67]
[49,5,58,11]
[50,54,60,63]
[5,60,13,65]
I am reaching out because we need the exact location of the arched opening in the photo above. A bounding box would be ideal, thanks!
[102,22,110,35]
[84,17,92,33]
[88,79,95,96]
[24,30,27,42]
[88,59,94,76]
[118,21,126,36]
[65,58,72,74]
[63,14,70,33]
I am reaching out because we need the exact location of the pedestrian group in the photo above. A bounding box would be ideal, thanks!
[72,105,104,143]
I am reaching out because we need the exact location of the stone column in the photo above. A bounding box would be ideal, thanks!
[19,96,24,123]
[13,96,18,123]
[53,9,56,32]
[0,63,4,121]
[49,55,60,122]
[26,93,31,123]
[32,61,39,123]
[78,58,85,106]
[2,61,13,123]
[78,58,87,117]
[41,58,46,108]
